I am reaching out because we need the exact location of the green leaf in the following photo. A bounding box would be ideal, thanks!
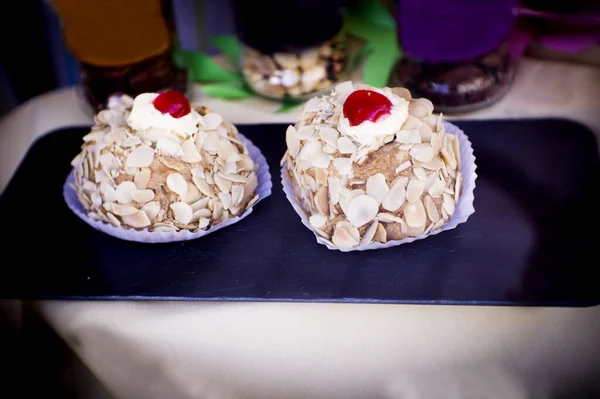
[211,35,243,68]
[184,52,241,83]
[346,0,396,29]
[276,98,303,113]
[200,82,254,100]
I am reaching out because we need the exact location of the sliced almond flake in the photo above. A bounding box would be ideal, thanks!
[409,98,434,118]
[191,167,205,179]
[180,183,201,203]
[406,179,425,203]
[337,136,357,154]
[314,168,328,186]
[303,174,317,192]
[157,138,182,157]
[410,144,434,163]
[202,131,220,155]
[115,181,137,204]
[141,201,160,221]
[91,191,103,208]
[166,173,188,196]
[314,226,330,239]
[327,177,341,205]
[360,221,379,245]
[455,172,462,203]
[333,157,352,175]
[296,126,316,140]
[452,135,461,169]
[181,139,202,163]
[190,197,209,212]
[71,152,83,168]
[212,201,224,219]
[347,194,378,228]
[366,173,389,204]
[412,167,427,180]
[122,210,151,228]
[131,168,150,190]
[447,165,457,179]
[196,217,210,229]
[125,146,154,168]
[334,80,354,96]
[440,147,457,170]
[395,160,412,174]
[100,181,116,202]
[243,174,258,202]
[375,223,387,243]
[83,130,105,143]
[202,113,223,131]
[404,198,426,228]
[88,212,102,221]
[315,186,330,216]
[382,178,407,212]
[106,212,121,227]
[417,157,444,171]
[213,174,233,194]
[318,126,339,148]
[428,178,445,198]
[424,195,440,223]
[193,176,215,197]
[443,193,456,216]
[349,180,365,186]
[441,161,449,178]
[401,115,422,131]
[218,139,239,162]
[430,133,443,155]
[286,125,301,158]
[153,224,178,232]
[78,192,92,208]
[131,189,155,204]
[112,203,139,216]
[231,184,244,206]
[309,213,328,228]
[219,172,247,183]
[170,202,193,224]
[93,170,109,184]
[332,226,359,249]
[441,206,449,222]
[396,130,421,144]
[82,156,90,178]
[419,123,433,143]
[246,194,259,209]
[322,144,337,154]
[98,152,120,171]
[423,173,437,192]
[205,171,215,185]
[225,161,238,175]
[377,212,403,224]
[218,192,232,210]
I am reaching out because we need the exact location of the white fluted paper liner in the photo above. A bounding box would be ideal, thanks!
[64,133,272,243]
[281,121,477,252]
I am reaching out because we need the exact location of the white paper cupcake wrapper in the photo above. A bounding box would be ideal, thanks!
[281,121,477,252]
[64,133,272,243]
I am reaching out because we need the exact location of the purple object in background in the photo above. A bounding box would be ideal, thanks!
[398,0,518,62]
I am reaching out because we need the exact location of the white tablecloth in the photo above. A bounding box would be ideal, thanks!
[1,57,600,399]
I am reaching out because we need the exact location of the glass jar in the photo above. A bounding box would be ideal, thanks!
[233,0,347,101]
[391,0,518,113]
[52,0,187,112]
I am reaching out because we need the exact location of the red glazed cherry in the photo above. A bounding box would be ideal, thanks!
[343,90,393,126]
[152,90,191,118]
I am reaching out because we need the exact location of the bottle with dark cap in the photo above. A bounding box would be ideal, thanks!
[391,0,518,113]
[234,0,348,100]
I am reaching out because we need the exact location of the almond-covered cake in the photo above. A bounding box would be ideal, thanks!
[70,90,259,233]
[281,82,463,249]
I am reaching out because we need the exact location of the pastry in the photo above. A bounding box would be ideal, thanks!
[70,90,259,233]
[282,82,463,249]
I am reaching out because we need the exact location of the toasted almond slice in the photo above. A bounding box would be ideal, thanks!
[231,184,244,206]
[286,125,301,158]
[377,212,403,224]
[100,181,116,202]
[337,136,357,154]
[315,186,329,216]
[395,160,412,174]
[401,115,423,131]
[309,213,328,228]
[452,135,461,168]
[366,173,389,204]
[347,194,378,228]
[296,125,316,140]
[404,198,426,228]
[202,131,220,154]
[443,193,456,216]
[382,178,407,212]
[161,158,185,171]
[396,130,421,144]
[328,177,341,205]
[428,178,445,198]
[360,221,379,245]
[406,179,425,203]
[417,157,444,171]
[134,168,151,189]
[333,158,352,175]
[219,173,247,183]
[181,183,202,203]
[440,147,457,170]
[332,226,359,249]
[212,201,224,219]
[170,202,193,224]
[319,126,339,148]
[125,146,154,168]
[419,123,433,143]
[412,167,427,180]
[193,176,215,198]
[111,203,138,216]
[214,174,233,194]
[166,173,188,196]
[410,144,434,163]
[311,150,331,169]
[106,212,121,227]
[424,195,440,223]
[122,210,151,228]
[190,197,210,212]
[203,113,223,130]
[219,192,232,210]
[430,133,443,155]
[375,223,387,243]
[408,98,434,119]
[157,138,182,157]
[198,217,210,229]
[315,168,328,186]
[181,139,202,163]
[131,189,155,204]
[218,139,239,162]
[141,201,160,221]
[115,181,137,204]
[455,172,462,203]
[424,172,437,192]
[243,174,258,201]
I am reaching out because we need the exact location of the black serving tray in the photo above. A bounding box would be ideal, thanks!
[1,119,598,306]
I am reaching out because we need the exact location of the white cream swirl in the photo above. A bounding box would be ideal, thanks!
[127,93,203,141]
[338,87,409,146]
